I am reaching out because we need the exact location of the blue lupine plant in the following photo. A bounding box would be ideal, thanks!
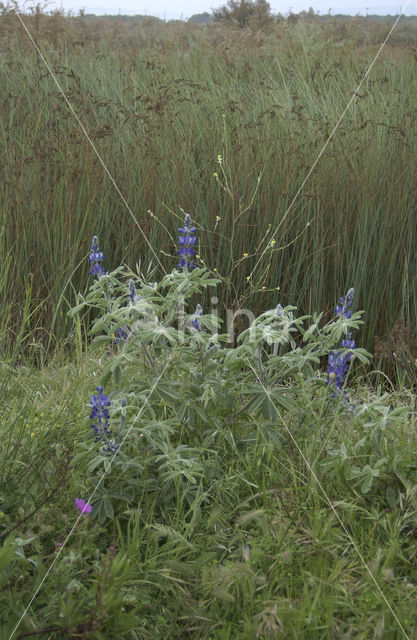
[327,288,356,391]
[89,235,105,277]
[177,213,197,270]
[90,386,119,453]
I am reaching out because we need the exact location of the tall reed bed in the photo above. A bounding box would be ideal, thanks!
[1,12,416,375]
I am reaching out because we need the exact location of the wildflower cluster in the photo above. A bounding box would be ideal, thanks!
[90,386,119,454]
[327,288,356,391]
[89,235,105,277]
[177,213,197,270]
[79,221,367,527]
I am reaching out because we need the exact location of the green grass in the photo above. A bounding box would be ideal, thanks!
[2,9,417,639]
[1,12,417,374]
[1,265,417,639]
[1,351,417,638]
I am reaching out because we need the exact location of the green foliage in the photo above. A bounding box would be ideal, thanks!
[68,262,373,528]
[212,0,273,28]
[188,12,212,24]
[1,280,417,635]
[1,14,417,378]
[2,8,417,638]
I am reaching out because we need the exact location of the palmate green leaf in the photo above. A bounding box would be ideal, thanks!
[87,454,113,473]
[265,388,293,413]
[94,496,114,523]
[245,393,265,416]
[301,313,324,341]
[262,396,278,421]
[100,352,129,383]
[90,313,113,335]
[302,323,320,342]
[350,347,373,365]
[240,384,293,416]
[138,419,176,442]
[155,383,182,403]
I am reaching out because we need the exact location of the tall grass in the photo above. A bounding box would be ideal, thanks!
[1,11,417,371]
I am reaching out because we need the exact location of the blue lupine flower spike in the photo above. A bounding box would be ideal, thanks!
[335,287,354,319]
[89,235,105,277]
[90,386,119,454]
[177,213,197,271]
[327,344,355,390]
[327,288,356,391]
[90,386,111,442]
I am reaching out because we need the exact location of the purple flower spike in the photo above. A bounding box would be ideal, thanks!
[89,235,105,277]
[327,288,356,392]
[327,337,356,390]
[177,213,197,271]
[75,498,92,514]
[89,386,120,454]
[90,386,111,442]
[334,287,354,319]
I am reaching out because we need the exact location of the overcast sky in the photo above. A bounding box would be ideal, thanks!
[49,0,417,20]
